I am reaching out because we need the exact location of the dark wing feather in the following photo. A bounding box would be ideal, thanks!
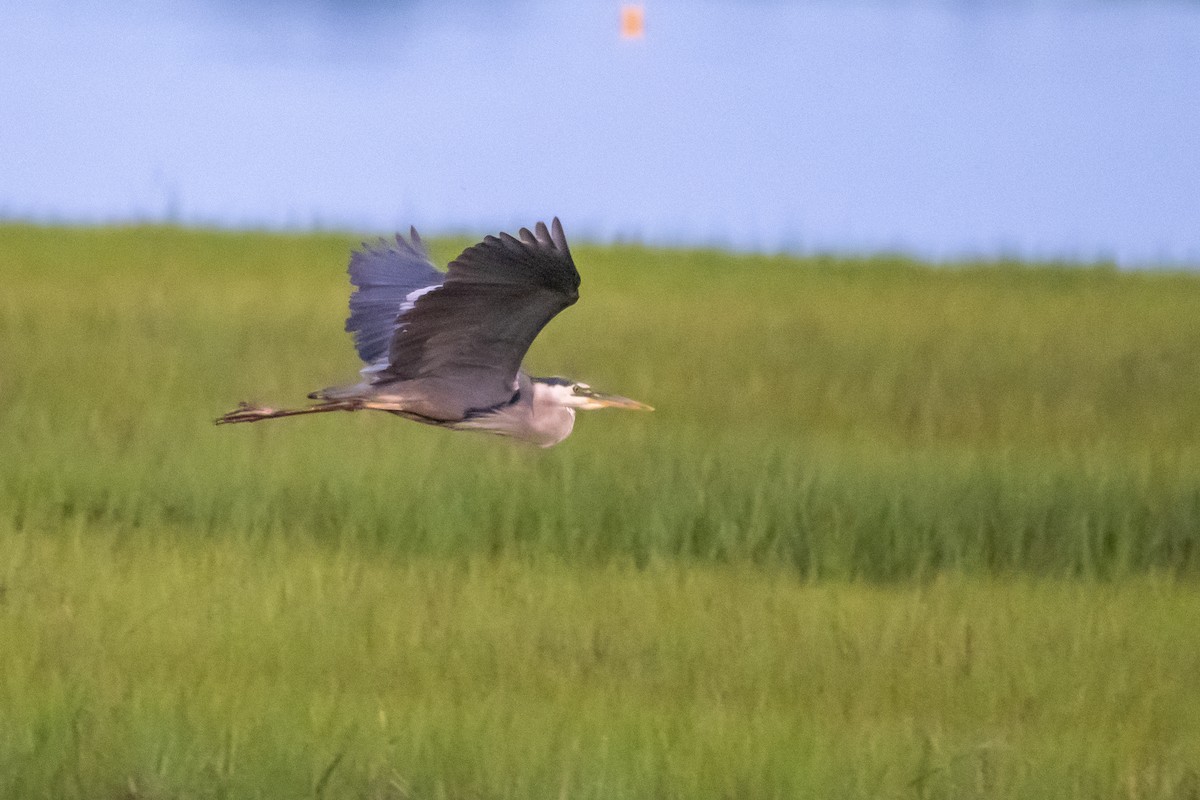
[383,218,580,415]
[345,228,444,366]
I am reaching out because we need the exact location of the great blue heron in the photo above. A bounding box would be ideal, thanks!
[216,218,651,447]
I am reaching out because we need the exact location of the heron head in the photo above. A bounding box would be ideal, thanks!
[535,378,653,412]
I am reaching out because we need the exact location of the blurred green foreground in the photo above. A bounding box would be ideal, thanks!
[1,225,1198,798]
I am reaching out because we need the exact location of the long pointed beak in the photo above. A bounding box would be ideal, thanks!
[583,390,654,411]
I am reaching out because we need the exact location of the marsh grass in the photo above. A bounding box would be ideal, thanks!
[3,527,1199,800]
[2,224,1198,577]
[1,224,1199,798]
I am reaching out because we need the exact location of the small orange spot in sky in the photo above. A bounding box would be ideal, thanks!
[620,4,645,40]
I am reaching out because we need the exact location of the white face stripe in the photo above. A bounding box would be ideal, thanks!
[533,382,575,407]
[533,381,605,410]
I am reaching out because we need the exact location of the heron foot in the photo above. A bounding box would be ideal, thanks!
[214,401,279,424]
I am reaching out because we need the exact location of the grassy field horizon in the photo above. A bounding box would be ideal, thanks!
[2,223,1199,798]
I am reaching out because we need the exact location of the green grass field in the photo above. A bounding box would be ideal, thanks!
[1,223,1199,798]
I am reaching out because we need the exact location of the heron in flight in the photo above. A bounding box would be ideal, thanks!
[216,218,651,447]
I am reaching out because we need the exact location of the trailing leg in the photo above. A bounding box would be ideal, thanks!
[214,400,361,425]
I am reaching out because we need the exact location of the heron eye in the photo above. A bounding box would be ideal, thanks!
[573,383,590,394]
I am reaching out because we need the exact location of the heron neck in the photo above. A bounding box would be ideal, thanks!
[529,381,577,447]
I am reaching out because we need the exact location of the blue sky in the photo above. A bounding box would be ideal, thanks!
[2,0,1198,263]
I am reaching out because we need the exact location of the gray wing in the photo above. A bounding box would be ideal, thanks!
[345,228,444,367]
[382,218,580,415]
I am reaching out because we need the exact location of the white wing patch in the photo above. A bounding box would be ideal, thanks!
[359,283,441,381]
[360,359,390,379]
[401,284,439,316]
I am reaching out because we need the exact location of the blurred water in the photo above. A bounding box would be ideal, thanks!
[1,0,1197,264]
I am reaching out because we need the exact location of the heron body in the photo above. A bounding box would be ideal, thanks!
[217,218,651,446]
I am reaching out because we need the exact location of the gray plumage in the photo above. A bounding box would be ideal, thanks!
[217,217,650,446]
[345,227,443,367]
[374,218,579,417]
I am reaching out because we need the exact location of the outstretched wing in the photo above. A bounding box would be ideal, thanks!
[382,218,580,415]
[345,228,444,368]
